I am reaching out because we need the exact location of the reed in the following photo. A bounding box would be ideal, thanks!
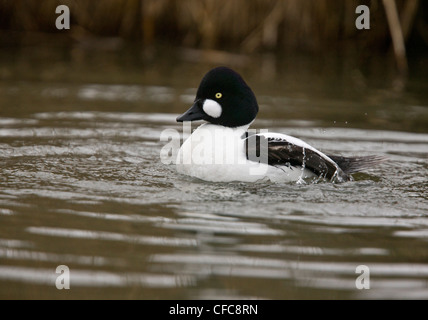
[0,0,423,55]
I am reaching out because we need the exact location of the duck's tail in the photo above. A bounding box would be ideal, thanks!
[327,155,387,175]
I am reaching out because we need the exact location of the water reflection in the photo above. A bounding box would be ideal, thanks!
[0,266,194,288]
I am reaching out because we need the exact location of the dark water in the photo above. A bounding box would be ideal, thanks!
[0,44,427,299]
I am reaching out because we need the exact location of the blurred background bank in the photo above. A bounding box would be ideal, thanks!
[0,0,427,129]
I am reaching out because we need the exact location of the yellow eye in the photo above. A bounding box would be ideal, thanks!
[215,92,222,99]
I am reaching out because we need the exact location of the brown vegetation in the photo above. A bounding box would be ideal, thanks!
[0,0,425,72]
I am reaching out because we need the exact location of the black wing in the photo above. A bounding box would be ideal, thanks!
[244,134,349,181]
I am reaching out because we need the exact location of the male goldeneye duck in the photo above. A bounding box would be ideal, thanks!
[176,66,384,183]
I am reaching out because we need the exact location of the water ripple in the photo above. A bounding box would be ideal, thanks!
[0,111,427,299]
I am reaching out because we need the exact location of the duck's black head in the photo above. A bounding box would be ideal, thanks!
[176,67,259,127]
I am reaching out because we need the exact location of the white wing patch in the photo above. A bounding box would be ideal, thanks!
[257,132,337,165]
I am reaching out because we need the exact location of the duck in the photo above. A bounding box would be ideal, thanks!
[176,66,384,183]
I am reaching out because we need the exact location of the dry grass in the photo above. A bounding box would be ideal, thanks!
[0,0,423,54]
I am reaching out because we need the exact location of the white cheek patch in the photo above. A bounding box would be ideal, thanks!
[202,99,222,118]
